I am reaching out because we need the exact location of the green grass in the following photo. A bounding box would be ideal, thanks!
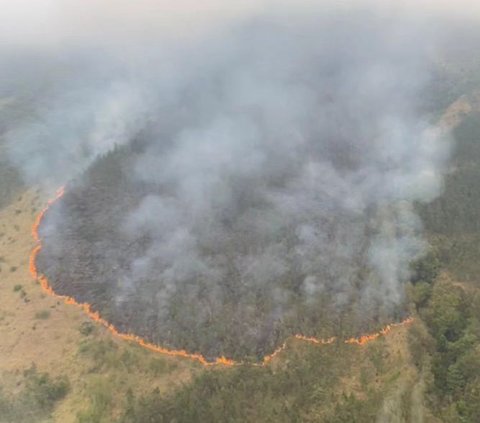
[76,377,113,423]
[0,366,69,423]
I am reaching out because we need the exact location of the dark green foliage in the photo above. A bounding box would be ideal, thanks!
[409,252,439,310]
[412,277,480,421]
[23,366,70,410]
[117,344,386,423]
[410,252,440,285]
[411,107,480,421]
[0,366,69,423]
[423,282,467,344]
[79,321,95,336]
[411,281,432,309]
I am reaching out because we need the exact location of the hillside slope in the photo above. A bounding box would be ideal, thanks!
[1,89,480,421]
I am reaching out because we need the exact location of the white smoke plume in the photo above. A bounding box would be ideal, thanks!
[0,1,459,348]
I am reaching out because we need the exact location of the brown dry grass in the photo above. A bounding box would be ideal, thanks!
[0,188,197,422]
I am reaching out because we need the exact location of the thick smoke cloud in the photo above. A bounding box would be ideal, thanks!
[114,16,451,316]
[1,3,453,332]
[1,54,152,185]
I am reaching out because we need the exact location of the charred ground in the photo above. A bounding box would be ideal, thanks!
[36,138,409,361]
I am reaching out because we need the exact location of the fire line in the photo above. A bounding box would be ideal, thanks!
[29,186,414,367]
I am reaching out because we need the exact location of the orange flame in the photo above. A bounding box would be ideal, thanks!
[344,317,414,346]
[29,187,414,367]
[262,342,287,365]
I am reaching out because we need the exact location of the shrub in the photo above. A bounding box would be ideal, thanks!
[35,310,51,320]
[79,321,95,336]
[25,369,70,409]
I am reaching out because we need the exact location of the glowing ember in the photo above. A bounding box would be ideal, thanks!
[29,187,414,367]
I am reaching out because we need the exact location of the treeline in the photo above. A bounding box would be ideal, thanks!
[409,110,480,421]
[115,344,385,423]
[409,252,480,421]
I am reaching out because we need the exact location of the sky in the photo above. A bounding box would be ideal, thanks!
[1,0,480,48]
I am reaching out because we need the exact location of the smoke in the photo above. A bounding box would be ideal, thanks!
[115,16,450,315]
[1,1,457,345]
[2,0,480,49]
[1,54,151,185]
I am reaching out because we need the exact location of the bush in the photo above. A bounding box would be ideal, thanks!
[24,368,70,410]
[79,321,95,336]
[411,281,432,309]
[0,366,70,422]
[34,310,51,320]
[410,252,440,285]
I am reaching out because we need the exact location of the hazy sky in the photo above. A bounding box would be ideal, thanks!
[1,0,480,48]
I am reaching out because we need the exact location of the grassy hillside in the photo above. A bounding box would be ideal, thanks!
[0,185,423,422]
[0,189,198,423]
[3,62,480,422]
